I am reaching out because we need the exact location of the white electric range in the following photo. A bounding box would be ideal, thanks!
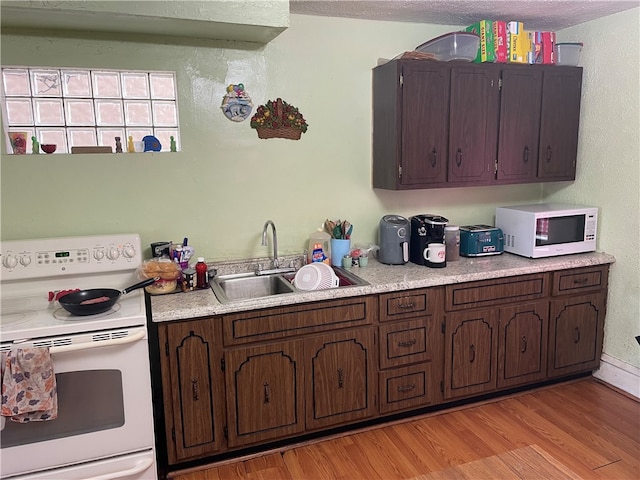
[0,234,157,480]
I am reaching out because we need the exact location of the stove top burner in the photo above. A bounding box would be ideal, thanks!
[1,234,147,343]
[52,303,121,321]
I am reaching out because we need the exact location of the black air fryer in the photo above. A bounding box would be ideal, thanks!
[378,215,410,265]
[409,214,449,267]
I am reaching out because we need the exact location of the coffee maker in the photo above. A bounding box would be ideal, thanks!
[409,214,449,267]
[378,215,410,265]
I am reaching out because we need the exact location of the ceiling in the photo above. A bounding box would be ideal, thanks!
[289,0,639,31]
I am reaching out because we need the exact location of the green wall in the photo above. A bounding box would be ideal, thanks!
[546,9,640,371]
[2,11,637,371]
[1,14,542,258]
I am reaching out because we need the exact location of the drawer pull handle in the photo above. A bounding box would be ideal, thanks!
[469,344,476,363]
[574,327,581,344]
[337,368,345,389]
[397,302,416,310]
[398,338,417,348]
[431,147,437,167]
[192,379,200,401]
[523,146,529,164]
[546,145,552,163]
[263,382,270,404]
[521,336,527,353]
[456,148,463,167]
[573,278,589,285]
[397,383,416,393]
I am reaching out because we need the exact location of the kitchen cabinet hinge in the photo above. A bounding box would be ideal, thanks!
[221,358,225,372]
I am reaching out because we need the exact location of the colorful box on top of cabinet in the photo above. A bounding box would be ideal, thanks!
[507,21,530,63]
[494,20,508,63]
[466,20,496,62]
[531,31,556,64]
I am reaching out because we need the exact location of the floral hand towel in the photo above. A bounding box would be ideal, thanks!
[1,348,58,422]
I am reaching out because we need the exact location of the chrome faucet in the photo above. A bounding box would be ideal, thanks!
[261,220,279,268]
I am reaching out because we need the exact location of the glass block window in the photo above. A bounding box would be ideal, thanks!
[2,67,180,154]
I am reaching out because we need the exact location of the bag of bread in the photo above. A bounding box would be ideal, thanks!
[139,259,181,294]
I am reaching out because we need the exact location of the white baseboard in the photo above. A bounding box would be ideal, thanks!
[593,353,640,399]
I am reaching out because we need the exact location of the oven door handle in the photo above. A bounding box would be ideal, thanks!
[50,330,146,354]
[90,456,154,480]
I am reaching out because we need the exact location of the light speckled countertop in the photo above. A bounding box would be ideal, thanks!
[149,251,615,322]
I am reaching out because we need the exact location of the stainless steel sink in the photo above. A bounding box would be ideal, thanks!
[211,266,368,304]
[211,272,296,303]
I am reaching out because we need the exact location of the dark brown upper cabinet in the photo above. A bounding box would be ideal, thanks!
[372,60,450,188]
[372,59,583,190]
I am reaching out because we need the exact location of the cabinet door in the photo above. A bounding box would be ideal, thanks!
[496,68,543,181]
[401,62,450,186]
[548,293,605,378]
[444,310,499,399]
[497,301,548,388]
[305,329,375,430]
[225,340,304,447]
[160,320,226,463]
[448,66,500,184]
[537,67,582,180]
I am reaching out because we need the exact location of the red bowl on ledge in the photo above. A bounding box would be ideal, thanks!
[41,144,57,154]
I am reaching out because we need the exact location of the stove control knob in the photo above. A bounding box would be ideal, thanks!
[3,254,18,269]
[93,249,105,261]
[123,245,136,259]
[20,255,32,267]
[106,247,120,260]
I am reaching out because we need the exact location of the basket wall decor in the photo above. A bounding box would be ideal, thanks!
[250,97,308,140]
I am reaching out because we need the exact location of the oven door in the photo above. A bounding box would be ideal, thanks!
[1,327,156,479]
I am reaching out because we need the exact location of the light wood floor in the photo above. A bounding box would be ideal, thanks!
[171,378,639,480]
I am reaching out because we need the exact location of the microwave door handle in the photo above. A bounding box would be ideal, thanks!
[49,329,145,354]
[90,456,154,480]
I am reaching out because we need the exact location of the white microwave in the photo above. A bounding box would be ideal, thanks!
[495,203,598,258]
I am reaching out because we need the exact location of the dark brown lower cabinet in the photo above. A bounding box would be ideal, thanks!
[548,293,606,378]
[378,288,444,413]
[156,265,609,469]
[305,329,376,430]
[225,340,304,447]
[221,297,378,449]
[497,301,549,389]
[158,319,226,464]
[225,328,375,447]
[444,309,499,399]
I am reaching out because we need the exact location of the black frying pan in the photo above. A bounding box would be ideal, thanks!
[58,278,157,316]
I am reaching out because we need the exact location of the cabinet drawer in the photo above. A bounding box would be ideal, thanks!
[379,319,434,369]
[552,266,609,296]
[379,364,439,414]
[379,288,442,322]
[445,273,549,311]
[223,296,377,345]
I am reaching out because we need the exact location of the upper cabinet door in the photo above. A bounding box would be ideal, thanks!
[400,63,450,186]
[448,66,500,185]
[496,68,543,181]
[537,67,583,180]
